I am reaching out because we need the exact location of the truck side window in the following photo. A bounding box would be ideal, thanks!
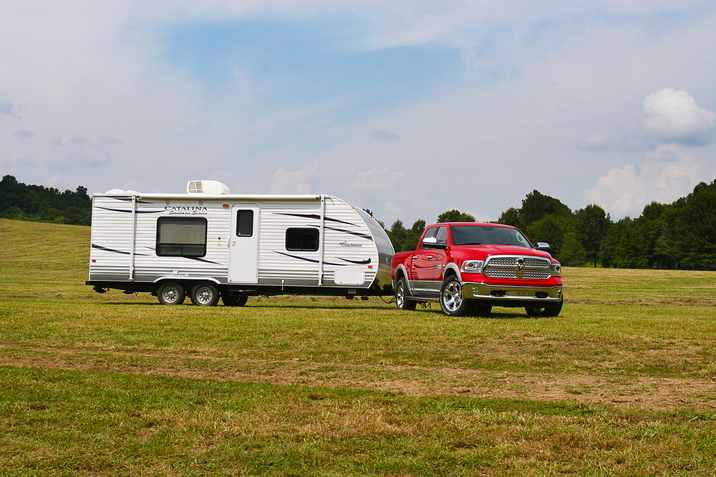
[420,228,438,249]
[286,228,319,251]
[435,226,447,245]
[156,217,207,257]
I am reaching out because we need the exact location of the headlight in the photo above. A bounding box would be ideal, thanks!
[551,263,561,277]
[461,260,485,273]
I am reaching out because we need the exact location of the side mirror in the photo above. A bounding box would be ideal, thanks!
[422,236,447,249]
[536,242,551,251]
[422,236,438,246]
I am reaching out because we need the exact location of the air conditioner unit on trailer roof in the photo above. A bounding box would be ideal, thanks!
[186,180,231,195]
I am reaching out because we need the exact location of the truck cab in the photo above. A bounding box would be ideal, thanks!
[391,222,563,316]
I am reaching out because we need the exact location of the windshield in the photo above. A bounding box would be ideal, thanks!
[451,225,532,248]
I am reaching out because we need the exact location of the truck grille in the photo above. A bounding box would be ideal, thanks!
[484,255,552,280]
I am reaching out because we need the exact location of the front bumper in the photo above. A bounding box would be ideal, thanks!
[462,282,563,302]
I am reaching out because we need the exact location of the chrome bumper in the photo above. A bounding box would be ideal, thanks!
[462,282,563,302]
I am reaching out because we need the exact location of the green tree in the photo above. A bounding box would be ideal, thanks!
[388,220,408,252]
[0,175,91,226]
[672,180,716,269]
[436,210,475,223]
[401,219,426,252]
[559,232,587,267]
[519,190,572,228]
[599,218,630,268]
[497,207,520,227]
[525,214,574,261]
[575,204,611,267]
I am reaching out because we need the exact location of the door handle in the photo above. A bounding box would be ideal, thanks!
[427,255,433,259]
[413,256,418,259]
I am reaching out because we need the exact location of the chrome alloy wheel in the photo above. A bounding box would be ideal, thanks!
[441,280,463,313]
[395,277,416,311]
[440,276,472,316]
[396,280,406,308]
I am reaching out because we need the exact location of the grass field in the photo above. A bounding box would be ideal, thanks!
[1,217,716,476]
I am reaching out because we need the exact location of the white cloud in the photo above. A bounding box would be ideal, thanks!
[642,88,715,145]
[575,133,613,152]
[355,166,405,190]
[584,144,711,217]
[270,164,316,194]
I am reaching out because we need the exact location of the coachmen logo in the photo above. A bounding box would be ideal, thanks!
[516,257,525,279]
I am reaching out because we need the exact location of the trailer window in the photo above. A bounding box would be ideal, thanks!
[236,210,254,237]
[156,217,207,257]
[286,228,319,251]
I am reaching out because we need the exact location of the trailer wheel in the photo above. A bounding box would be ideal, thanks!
[395,276,416,311]
[440,276,473,316]
[190,283,220,306]
[157,282,185,306]
[223,295,248,307]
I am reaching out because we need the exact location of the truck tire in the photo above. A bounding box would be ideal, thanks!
[395,276,417,311]
[525,300,563,317]
[440,276,473,316]
[473,305,492,316]
[157,282,185,305]
[190,283,220,306]
[223,295,248,307]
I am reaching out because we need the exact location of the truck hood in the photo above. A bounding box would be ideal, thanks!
[455,244,554,260]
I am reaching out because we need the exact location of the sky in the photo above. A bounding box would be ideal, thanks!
[1,1,715,225]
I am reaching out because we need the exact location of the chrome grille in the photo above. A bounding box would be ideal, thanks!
[484,255,552,280]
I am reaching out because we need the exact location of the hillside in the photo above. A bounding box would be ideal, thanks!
[0,218,91,298]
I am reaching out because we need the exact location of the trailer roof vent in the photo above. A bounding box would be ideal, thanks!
[187,180,231,195]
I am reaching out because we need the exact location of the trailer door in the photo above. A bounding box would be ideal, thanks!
[229,204,260,283]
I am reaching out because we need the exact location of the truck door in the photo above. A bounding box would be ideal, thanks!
[229,204,260,283]
[410,226,441,295]
[431,225,449,283]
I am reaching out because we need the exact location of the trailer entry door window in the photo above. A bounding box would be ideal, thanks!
[156,217,207,257]
[286,228,319,251]
[236,210,254,237]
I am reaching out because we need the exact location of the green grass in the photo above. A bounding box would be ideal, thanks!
[1,218,716,476]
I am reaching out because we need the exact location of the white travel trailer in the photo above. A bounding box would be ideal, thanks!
[86,181,395,306]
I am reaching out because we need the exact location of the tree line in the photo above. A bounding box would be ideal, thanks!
[376,179,716,271]
[1,175,91,226]
[3,173,714,270]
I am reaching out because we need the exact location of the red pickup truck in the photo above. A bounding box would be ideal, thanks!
[391,222,563,316]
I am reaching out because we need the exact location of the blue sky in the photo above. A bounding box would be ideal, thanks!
[1,1,715,225]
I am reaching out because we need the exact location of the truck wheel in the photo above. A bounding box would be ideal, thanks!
[525,300,563,317]
[191,283,220,306]
[223,295,248,307]
[395,277,416,311]
[157,282,185,305]
[440,276,472,316]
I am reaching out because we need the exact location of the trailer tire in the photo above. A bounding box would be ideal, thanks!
[223,295,248,307]
[190,283,220,306]
[157,282,185,306]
